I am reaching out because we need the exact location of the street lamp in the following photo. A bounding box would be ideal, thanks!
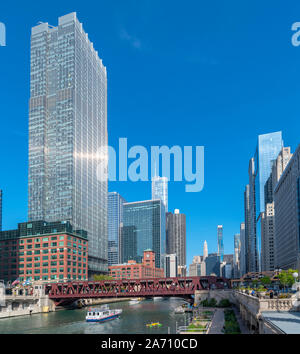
[293,272,298,283]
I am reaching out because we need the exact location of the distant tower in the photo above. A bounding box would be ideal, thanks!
[217,225,224,262]
[203,240,208,260]
[166,209,186,271]
[108,192,127,265]
[152,176,168,212]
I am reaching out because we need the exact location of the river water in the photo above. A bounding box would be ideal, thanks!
[0,298,192,334]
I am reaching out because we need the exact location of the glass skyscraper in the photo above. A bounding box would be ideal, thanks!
[152,176,168,212]
[217,225,224,262]
[28,13,108,274]
[108,192,126,266]
[255,131,283,214]
[121,200,166,269]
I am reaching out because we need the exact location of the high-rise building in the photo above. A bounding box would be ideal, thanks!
[203,240,208,260]
[260,146,292,272]
[255,131,283,214]
[244,185,250,273]
[217,225,224,262]
[248,158,259,272]
[205,254,221,276]
[108,192,126,266]
[222,263,233,279]
[0,190,2,231]
[260,202,275,271]
[165,254,178,277]
[152,176,168,212]
[274,144,300,270]
[120,200,166,269]
[166,209,186,271]
[272,146,293,194]
[234,233,240,278]
[239,222,246,276]
[28,13,108,275]
[189,255,205,276]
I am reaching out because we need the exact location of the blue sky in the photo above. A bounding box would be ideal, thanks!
[1,0,300,267]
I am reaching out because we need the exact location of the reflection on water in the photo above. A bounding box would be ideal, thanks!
[0,298,192,334]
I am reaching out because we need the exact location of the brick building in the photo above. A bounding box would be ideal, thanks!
[0,220,88,283]
[109,250,164,280]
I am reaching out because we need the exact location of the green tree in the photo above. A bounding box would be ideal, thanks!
[278,269,298,291]
[260,276,271,287]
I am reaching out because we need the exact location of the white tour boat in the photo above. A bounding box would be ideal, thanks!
[86,305,122,322]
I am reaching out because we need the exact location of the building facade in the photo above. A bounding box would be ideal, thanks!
[239,222,246,276]
[166,209,186,271]
[255,131,283,213]
[272,146,293,194]
[189,255,205,276]
[120,200,166,269]
[152,176,168,212]
[244,185,250,273]
[274,144,300,270]
[260,146,292,272]
[165,254,178,277]
[28,13,108,275]
[0,220,88,282]
[203,240,208,260]
[234,233,241,278]
[109,250,164,280]
[205,254,221,276]
[248,158,259,272]
[260,202,275,271]
[217,225,224,262]
[108,192,126,266]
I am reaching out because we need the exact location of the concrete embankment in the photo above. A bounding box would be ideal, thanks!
[0,295,55,319]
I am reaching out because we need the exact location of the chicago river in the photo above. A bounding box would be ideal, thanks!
[0,298,190,334]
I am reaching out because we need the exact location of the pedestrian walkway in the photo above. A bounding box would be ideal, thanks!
[208,309,224,334]
[232,306,250,334]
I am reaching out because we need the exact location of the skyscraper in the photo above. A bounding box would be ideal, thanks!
[274,144,300,270]
[248,158,259,272]
[152,176,168,212]
[259,147,292,272]
[205,254,221,276]
[166,209,186,271]
[217,225,224,262]
[244,185,250,273]
[260,202,275,271]
[165,254,178,277]
[108,192,126,266]
[272,146,293,190]
[120,200,166,269]
[255,131,283,214]
[189,256,205,276]
[203,240,208,260]
[234,233,241,278]
[28,13,108,275]
[239,222,246,276]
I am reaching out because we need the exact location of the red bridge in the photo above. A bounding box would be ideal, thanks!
[46,276,231,306]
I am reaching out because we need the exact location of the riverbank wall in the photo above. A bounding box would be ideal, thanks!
[0,294,55,319]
